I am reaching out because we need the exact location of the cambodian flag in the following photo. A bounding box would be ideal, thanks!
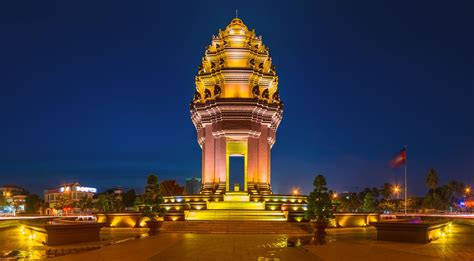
[390,147,406,168]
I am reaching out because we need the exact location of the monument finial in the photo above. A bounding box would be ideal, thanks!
[235,9,238,18]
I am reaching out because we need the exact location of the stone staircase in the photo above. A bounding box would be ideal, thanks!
[214,183,227,195]
[161,221,311,234]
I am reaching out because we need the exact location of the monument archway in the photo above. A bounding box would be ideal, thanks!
[226,140,247,192]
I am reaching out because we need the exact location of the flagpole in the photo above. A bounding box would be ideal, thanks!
[404,145,407,215]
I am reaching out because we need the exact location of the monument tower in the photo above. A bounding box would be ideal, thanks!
[190,18,283,195]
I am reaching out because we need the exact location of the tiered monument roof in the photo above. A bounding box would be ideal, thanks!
[192,18,281,105]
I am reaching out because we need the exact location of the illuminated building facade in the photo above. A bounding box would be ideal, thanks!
[191,18,283,195]
[0,185,27,214]
[0,184,25,198]
[11,195,27,213]
[44,182,96,215]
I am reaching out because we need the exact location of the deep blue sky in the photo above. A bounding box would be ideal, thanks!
[0,1,472,196]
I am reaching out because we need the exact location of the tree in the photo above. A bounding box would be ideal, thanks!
[134,195,143,210]
[378,200,397,212]
[25,194,42,214]
[362,192,377,212]
[337,192,359,212]
[0,193,7,209]
[111,193,123,212]
[54,194,72,210]
[123,189,137,208]
[142,174,165,220]
[444,180,465,208]
[370,187,380,198]
[77,196,93,213]
[381,183,392,200]
[304,175,334,221]
[426,168,439,193]
[95,194,111,212]
[423,192,443,210]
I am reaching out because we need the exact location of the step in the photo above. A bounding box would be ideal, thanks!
[224,192,250,202]
[185,210,287,221]
[161,221,311,234]
[207,201,265,210]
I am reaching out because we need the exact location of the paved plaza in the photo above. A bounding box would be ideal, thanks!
[1,223,473,260]
[0,227,148,259]
[45,224,474,261]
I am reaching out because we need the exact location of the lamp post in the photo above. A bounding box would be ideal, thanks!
[464,187,471,213]
[393,186,400,213]
[393,186,400,200]
[292,187,300,195]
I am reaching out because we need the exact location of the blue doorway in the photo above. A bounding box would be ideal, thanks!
[229,156,245,191]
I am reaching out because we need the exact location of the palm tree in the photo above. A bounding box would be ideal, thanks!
[426,168,439,194]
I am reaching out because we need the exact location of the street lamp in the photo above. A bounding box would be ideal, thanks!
[466,187,471,196]
[393,186,400,200]
[292,187,300,195]
[332,192,338,199]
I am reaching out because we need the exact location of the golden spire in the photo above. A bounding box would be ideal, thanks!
[192,18,280,105]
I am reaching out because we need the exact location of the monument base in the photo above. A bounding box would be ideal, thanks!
[163,193,306,222]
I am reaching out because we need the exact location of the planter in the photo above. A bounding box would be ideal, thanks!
[310,220,329,244]
[310,220,329,235]
[21,220,106,246]
[96,212,148,228]
[371,219,450,243]
[146,220,163,235]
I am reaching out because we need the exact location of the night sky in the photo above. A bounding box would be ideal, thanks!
[0,1,472,196]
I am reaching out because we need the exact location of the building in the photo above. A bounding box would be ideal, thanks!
[185,177,201,195]
[0,185,25,197]
[0,185,27,214]
[160,180,184,196]
[157,18,306,222]
[100,187,124,200]
[44,183,96,215]
[190,17,283,195]
[11,195,27,213]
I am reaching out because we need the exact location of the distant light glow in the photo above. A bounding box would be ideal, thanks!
[292,187,300,195]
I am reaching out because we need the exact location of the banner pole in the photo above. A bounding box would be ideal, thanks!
[404,145,407,215]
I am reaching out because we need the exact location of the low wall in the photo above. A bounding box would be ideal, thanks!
[21,220,106,246]
[96,212,150,228]
[94,212,380,228]
[333,213,380,227]
[372,219,450,243]
[0,220,20,230]
[395,214,474,226]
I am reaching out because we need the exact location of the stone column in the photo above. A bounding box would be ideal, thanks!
[258,125,270,190]
[202,125,215,190]
[214,135,227,187]
[246,136,259,188]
